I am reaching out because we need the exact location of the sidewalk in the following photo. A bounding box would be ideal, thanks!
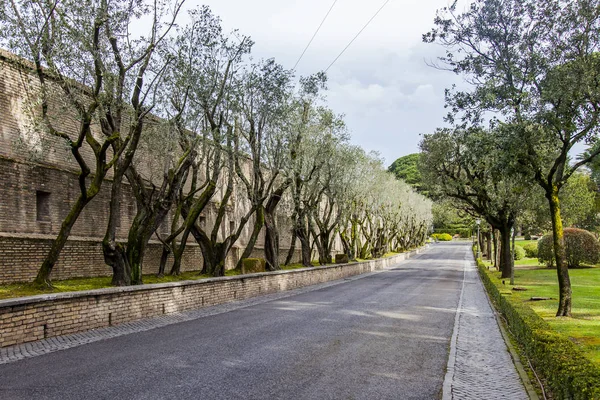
[443,252,536,400]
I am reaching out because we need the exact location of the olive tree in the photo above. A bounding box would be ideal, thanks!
[232,58,295,270]
[167,7,253,277]
[0,0,184,286]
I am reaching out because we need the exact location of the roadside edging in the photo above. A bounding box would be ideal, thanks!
[0,247,426,348]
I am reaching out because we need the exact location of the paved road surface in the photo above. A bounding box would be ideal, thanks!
[0,243,518,400]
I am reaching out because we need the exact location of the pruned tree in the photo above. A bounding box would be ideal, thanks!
[168,6,253,277]
[0,0,183,287]
[286,104,342,267]
[97,0,185,286]
[233,58,294,271]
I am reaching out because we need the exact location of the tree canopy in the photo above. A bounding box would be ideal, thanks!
[388,153,422,191]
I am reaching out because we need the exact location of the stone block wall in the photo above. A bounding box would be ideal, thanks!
[0,250,422,348]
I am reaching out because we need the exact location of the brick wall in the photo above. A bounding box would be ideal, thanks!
[0,249,423,348]
[0,235,206,283]
[0,49,333,285]
[0,233,301,284]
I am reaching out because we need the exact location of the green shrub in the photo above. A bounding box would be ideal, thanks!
[538,234,554,267]
[432,233,453,241]
[523,242,538,258]
[241,258,266,274]
[434,228,471,237]
[514,244,526,260]
[538,228,600,267]
[475,259,600,399]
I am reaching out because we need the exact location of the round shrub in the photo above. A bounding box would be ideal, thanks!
[432,233,453,241]
[514,245,526,260]
[537,228,600,268]
[537,235,554,267]
[523,243,538,258]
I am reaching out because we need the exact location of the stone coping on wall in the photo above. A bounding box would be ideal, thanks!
[0,250,418,308]
[0,247,426,348]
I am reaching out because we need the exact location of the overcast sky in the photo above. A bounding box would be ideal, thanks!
[186,0,460,166]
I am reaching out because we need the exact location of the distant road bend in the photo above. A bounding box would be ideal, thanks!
[0,243,471,400]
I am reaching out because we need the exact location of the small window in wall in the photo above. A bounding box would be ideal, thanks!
[229,221,235,235]
[36,191,51,222]
[199,216,206,229]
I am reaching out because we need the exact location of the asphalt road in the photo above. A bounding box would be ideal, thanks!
[0,243,468,400]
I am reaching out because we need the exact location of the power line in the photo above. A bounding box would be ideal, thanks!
[293,0,339,71]
[324,0,391,72]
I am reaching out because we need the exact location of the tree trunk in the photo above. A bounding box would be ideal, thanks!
[199,240,230,277]
[547,186,572,317]
[33,196,88,287]
[122,208,152,285]
[103,168,130,286]
[105,244,131,286]
[314,231,332,265]
[499,226,513,279]
[170,181,217,275]
[264,205,280,271]
[236,206,264,270]
[170,227,191,276]
[284,230,297,266]
[486,232,492,261]
[157,245,170,277]
[339,230,353,259]
[296,224,312,267]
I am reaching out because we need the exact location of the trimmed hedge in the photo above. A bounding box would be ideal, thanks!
[538,228,600,268]
[476,258,600,399]
[432,233,453,241]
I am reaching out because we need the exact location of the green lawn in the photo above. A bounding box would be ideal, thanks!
[0,269,240,300]
[489,262,600,364]
[515,239,539,248]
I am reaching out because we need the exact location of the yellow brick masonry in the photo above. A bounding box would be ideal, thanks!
[0,250,423,348]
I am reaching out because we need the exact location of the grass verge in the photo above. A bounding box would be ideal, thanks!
[0,269,239,300]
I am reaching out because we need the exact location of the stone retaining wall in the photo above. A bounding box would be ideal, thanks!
[0,249,425,348]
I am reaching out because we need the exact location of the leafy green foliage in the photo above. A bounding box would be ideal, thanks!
[435,228,471,237]
[514,245,526,260]
[523,242,538,258]
[388,153,422,191]
[431,200,473,236]
[560,174,598,229]
[538,228,600,268]
[432,233,453,241]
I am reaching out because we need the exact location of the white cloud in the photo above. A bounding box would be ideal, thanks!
[185,0,461,165]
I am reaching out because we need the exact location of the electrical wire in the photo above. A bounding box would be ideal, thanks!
[293,0,339,71]
[324,0,391,72]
